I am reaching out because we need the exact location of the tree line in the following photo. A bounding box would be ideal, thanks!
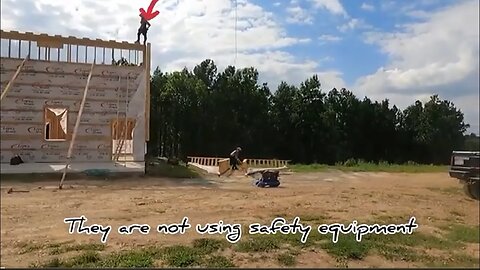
[148,59,477,165]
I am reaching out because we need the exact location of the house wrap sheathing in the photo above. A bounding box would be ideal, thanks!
[0,30,151,169]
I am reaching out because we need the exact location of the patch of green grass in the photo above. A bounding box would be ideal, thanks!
[160,245,202,267]
[18,242,44,254]
[100,250,154,267]
[49,243,105,255]
[364,231,462,250]
[146,162,199,178]
[290,160,447,173]
[444,224,480,243]
[320,234,371,260]
[376,245,432,262]
[66,251,102,267]
[28,240,226,268]
[277,253,296,266]
[38,251,101,268]
[192,238,225,254]
[39,258,62,268]
[38,250,154,268]
[235,235,281,252]
[204,255,236,268]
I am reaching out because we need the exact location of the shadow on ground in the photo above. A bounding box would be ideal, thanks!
[0,163,218,190]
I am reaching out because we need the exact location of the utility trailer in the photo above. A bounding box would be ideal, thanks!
[449,151,480,200]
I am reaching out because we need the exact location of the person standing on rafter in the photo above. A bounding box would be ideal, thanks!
[135,14,151,45]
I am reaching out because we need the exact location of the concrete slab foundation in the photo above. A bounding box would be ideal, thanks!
[0,162,145,174]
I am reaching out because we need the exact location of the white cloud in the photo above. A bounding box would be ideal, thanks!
[380,0,397,11]
[338,18,372,32]
[318,34,342,44]
[308,0,347,17]
[286,6,314,25]
[0,0,345,92]
[355,0,479,133]
[361,3,375,11]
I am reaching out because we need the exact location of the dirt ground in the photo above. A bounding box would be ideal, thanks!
[1,171,479,268]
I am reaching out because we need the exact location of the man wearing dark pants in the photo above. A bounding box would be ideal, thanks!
[229,147,242,170]
[135,14,151,45]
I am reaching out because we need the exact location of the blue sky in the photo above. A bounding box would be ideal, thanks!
[1,0,478,133]
[262,0,459,86]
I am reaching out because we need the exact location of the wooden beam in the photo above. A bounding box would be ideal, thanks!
[0,54,29,101]
[145,43,151,142]
[1,30,144,52]
[59,62,95,189]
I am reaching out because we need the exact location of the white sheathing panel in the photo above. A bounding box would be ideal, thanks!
[1,123,110,137]
[1,111,43,123]
[1,110,125,125]
[1,97,129,113]
[127,70,146,161]
[1,140,111,151]
[1,85,136,101]
[1,58,142,80]
[1,149,111,163]
[0,58,147,164]
[1,72,139,90]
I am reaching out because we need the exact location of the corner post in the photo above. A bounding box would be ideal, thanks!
[144,43,151,143]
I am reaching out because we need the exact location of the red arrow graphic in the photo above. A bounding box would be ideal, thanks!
[139,0,160,21]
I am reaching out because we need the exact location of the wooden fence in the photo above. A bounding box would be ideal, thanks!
[187,156,290,168]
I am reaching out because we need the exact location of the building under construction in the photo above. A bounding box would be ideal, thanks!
[0,30,151,176]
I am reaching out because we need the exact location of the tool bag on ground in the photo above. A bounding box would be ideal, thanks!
[254,170,280,188]
[10,155,24,165]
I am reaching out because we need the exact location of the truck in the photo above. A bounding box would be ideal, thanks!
[449,151,480,200]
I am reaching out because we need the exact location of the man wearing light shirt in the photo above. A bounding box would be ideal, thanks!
[229,147,242,171]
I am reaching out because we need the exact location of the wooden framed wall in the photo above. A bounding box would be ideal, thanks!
[0,30,151,163]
